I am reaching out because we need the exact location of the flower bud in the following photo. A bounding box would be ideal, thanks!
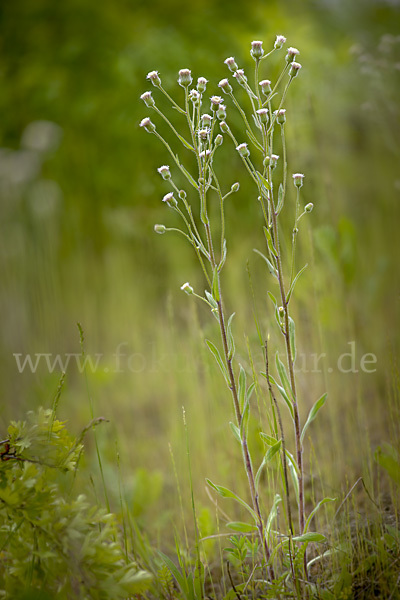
[189,89,201,105]
[256,108,269,124]
[233,69,247,86]
[289,62,302,78]
[231,182,240,192]
[264,154,279,170]
[201,114,212,127]
[154,224,166,234]
[139,117,156,133]
[210,95,223,111]
[274,35,287,49]
[251,40,264,60]
[236,143,250,158]
[140,91,155,107]
[199,149,211,160]
[147,70,161,87]
[178,190,187,200]
[278,306,285,318]
[198,129,209,142]
[178,68,192,88]
[292,173,305,188]
[197,77,208,93]
[214,134,223,147]
[219,121,229,133]
[224,57,238,72]
[181,282,194,295]
[305,202,313,213]
[218,78,233,94]
[259,79,272,95]
[162,192,177,207]
[275,108,286,125]
[285,47,300,63]
[216,104,226,120]
[157,165,171,180]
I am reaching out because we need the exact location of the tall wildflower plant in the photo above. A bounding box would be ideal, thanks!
[140,37,332,596]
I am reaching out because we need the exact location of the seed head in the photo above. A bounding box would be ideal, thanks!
[178,68,192,87]
[236,143,250,158]
[147,70,161,87]
[140,91,155,107]
[201,114,212,127]
[224,57,238,72]
[256,108,269,124]
[154,224,166,234]
[218,78,233,94]
[292,173,305,188]
[216,104,226,120]
[259,79,272,95]
[251,40,264,60]
[197,77,208,93]
[274,35,287,49]
[289,61,302,78]
[157,165,171,180]
[210,96,223,111]
[162,192,177,207]
[275,108,286,125]
[233,69,247,86]
[285,47,300,63]
[139,117,156,133]
[181,282,194,295]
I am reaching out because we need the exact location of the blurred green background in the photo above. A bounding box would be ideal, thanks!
[0,0,399,542]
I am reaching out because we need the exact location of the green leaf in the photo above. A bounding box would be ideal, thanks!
[212,267,220,302]
[288,460,299,506]
[276,183,284,214]
[267,291,277,308]
[301,393,328,444]
[293,532,326,543]
[175,155,198,189]
[238,365,246,411]
[259,432,278,446]
[375,445,400,486]
[226,312,235,360]
[261,373,294,418]
[304,497,336,534]
[226,521,257,533]
[289,317,296,363]
[253,248,278,278]
[263,226,277,257]
[265,439,282,462]
[255,171,271,199]
[286,264,308,304]
[206,479,257,521]
[205,340,229,385]
[275,352,294,402]
[204,290,218,310]
[266,494,282,540]
[229,422,241,444]
[158,551,189,596]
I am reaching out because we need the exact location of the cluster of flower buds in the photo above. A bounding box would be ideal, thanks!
[264,154,279,170]
[189,89,201,106]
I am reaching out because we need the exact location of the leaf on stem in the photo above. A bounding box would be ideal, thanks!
[253,249,278,279]
[238,365,246,411]
[261,373,294,418]
[276,183,284,215]
[275,352,294,402]
[263,226,278,258]
[205,340,229,385]
[265,494,282,541]
[292,532,326,543]
[226,521,257,533]
[286,263,308,305]
[255,171,271,200]
[300,393,328,445]
[288,317,296,363]
[229,422,241,444]
[304,497,336,534]
[226,312,235,360]
[212,267,220,302]
[205,479,258,521]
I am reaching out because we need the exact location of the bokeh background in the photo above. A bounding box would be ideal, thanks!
[1,0,399,543]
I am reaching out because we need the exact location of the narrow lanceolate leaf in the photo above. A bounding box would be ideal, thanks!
[304,497,336,534]
[289,317,296,363]
[259,432,279,446]
[265,438,282,461]
[288,460,299,506]
[261,373,294,418]
[175,155,198,189]
[255,171,271,195]
[266,494,282,540]
[226,312,235,360]
[263,226,278,258]
[293,532,326,543]
[238,365,246,411]
[158,551,189,596]
[275,352,294,402]
[253,248,278,279]
[240,396,250,437]
[229,422,241,444]
[212,267,220,302]
[300,393,328,445]
[226,521,257,533]
[176,132,195,152]
[204,290,218,311]
[276,183,284,214]
[267,291,277,308]
[218,238,227,271]
[206,479,257,521]
[205,340,229,385]
[286,263,308,304]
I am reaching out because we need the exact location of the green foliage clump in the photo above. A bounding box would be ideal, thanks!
[0,408,151,599]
